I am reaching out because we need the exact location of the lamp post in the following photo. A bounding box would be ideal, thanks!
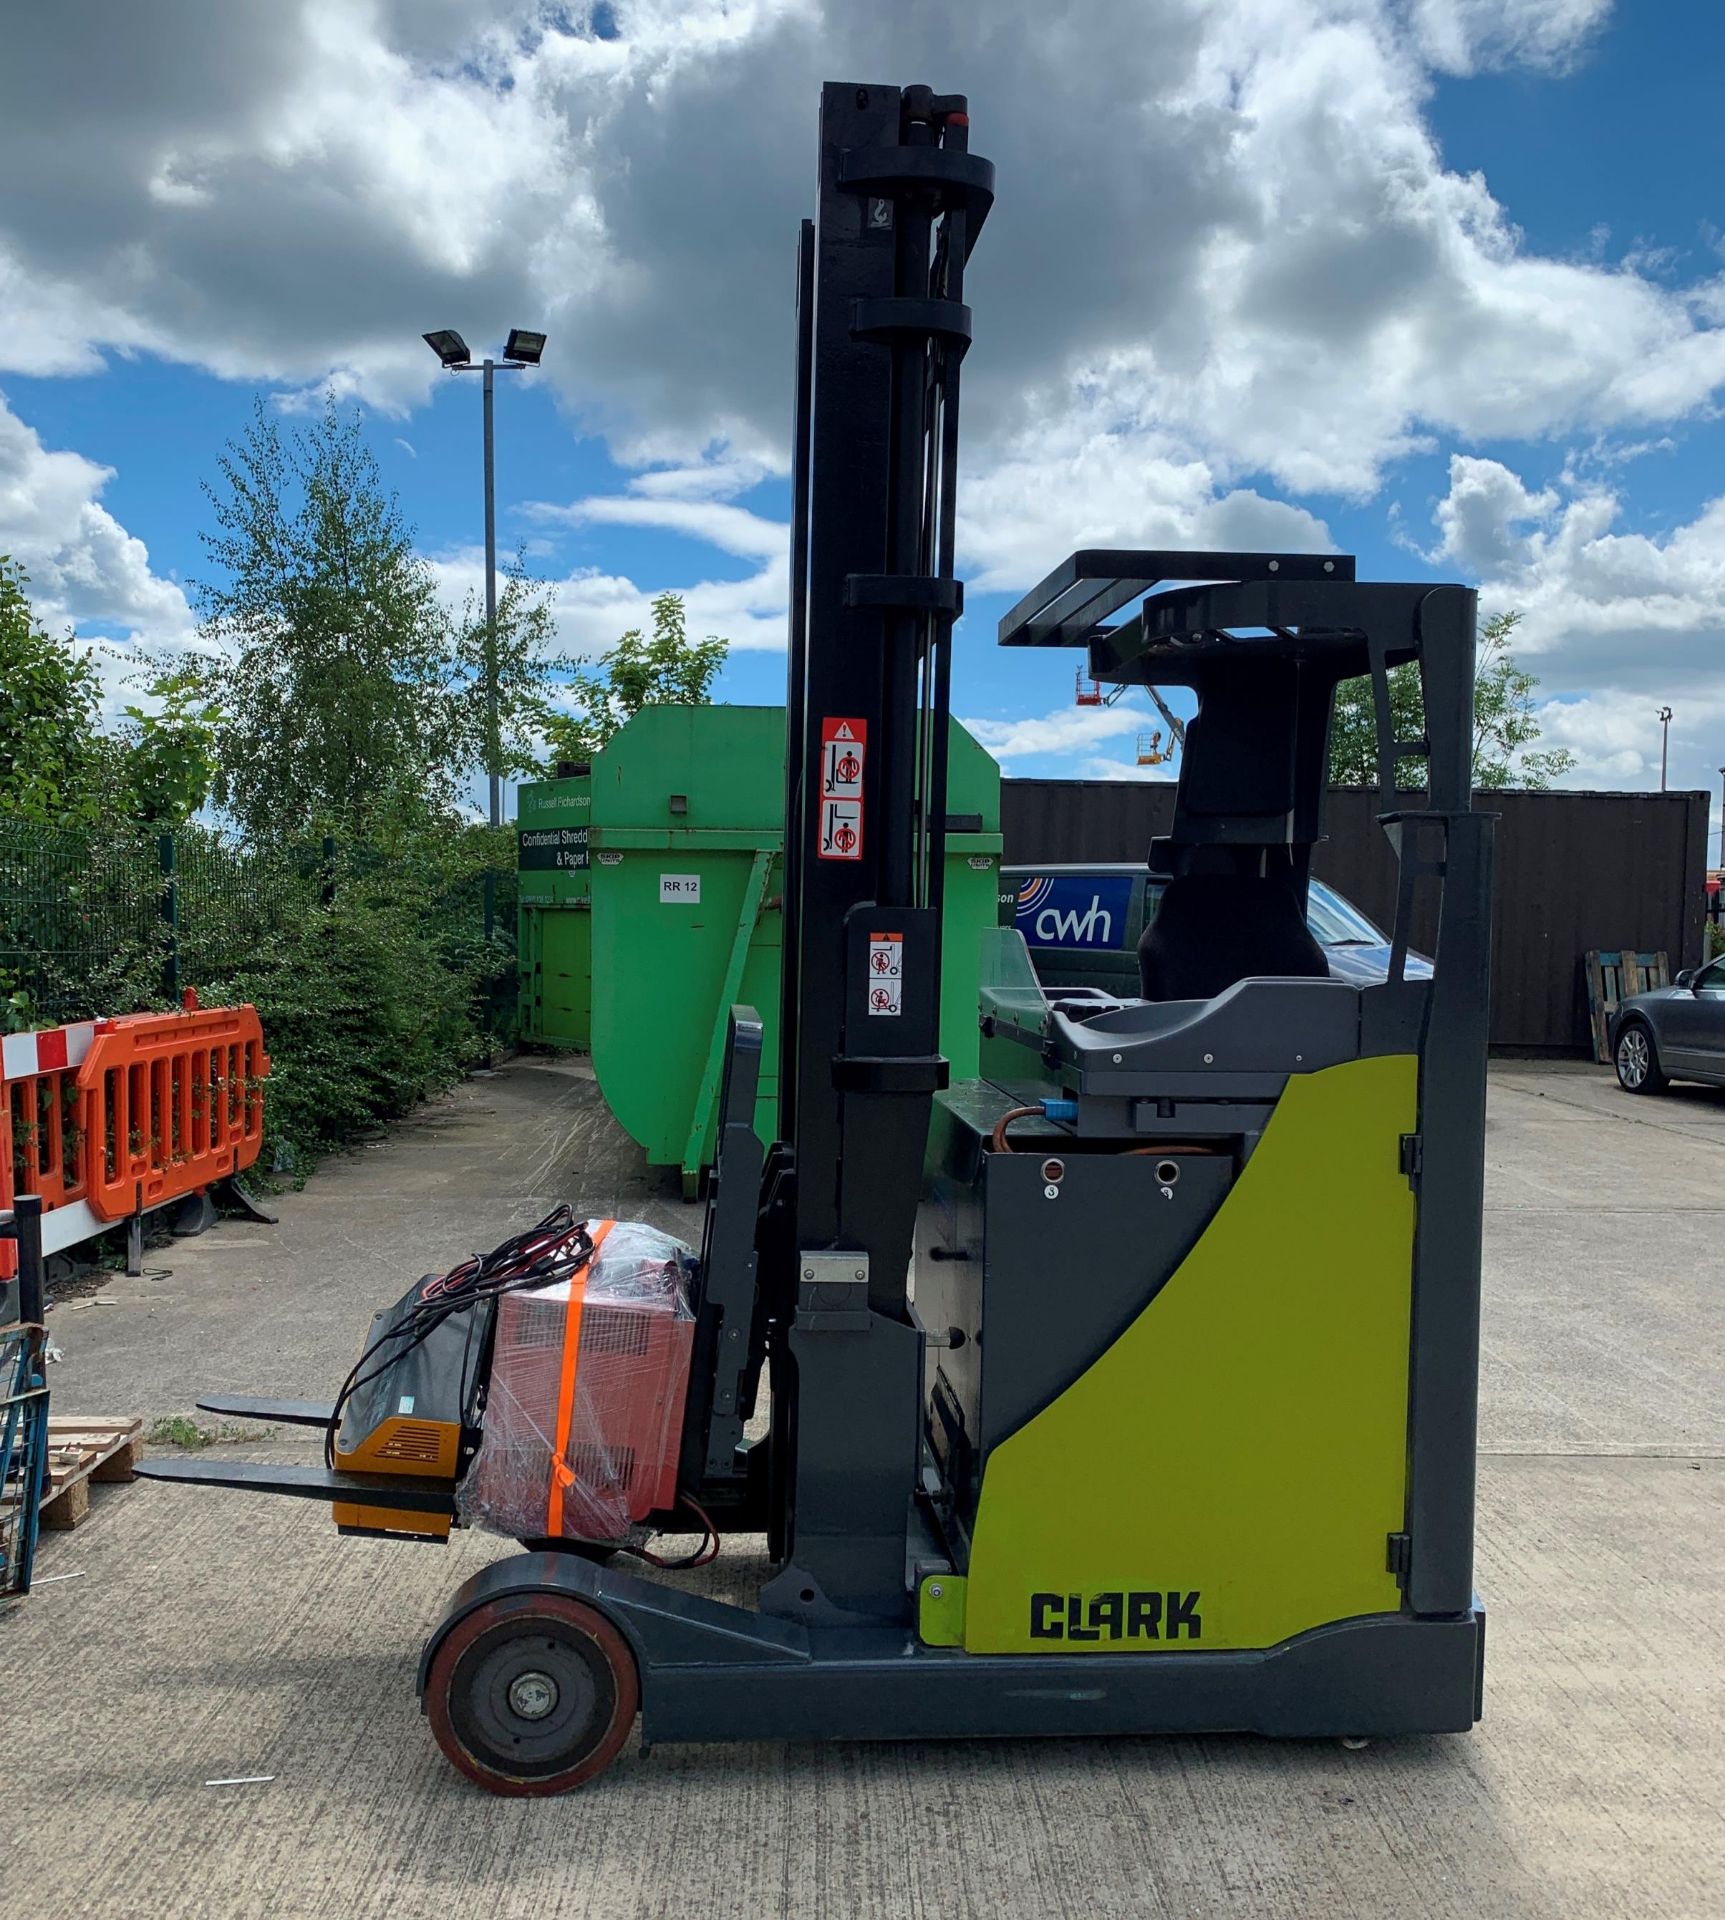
[422,327,547,838]
[1657,705,1673,792]
[422,328,545,956]
[1717,767,1724,870]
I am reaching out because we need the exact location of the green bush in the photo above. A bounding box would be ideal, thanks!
[197,833,514,1178]
[2,817,514,1181]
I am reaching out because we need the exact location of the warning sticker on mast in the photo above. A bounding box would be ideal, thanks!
[867,931,903,1015]
[818,716,867,861]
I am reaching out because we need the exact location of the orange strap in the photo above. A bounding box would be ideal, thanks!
[546,1220,615,1536]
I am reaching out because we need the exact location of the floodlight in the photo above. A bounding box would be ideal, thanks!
[423,329,472,368]
[503,328,547,366]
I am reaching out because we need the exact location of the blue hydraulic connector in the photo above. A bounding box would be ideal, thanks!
[1040,1098,1078,1124]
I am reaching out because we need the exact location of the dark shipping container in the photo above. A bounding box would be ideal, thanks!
[1000,781,1709,1052]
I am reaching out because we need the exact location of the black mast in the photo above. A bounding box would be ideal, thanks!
[768,82,994,1617]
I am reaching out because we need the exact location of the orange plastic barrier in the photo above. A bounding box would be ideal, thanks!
[1,999,270,1279]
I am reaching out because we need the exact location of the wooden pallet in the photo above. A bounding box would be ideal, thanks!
[1584,949,1671,1064]
[40,1418,144,1531]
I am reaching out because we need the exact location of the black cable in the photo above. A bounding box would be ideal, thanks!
[329,1215,592,1411]
[324,1207,599,1467]
[608,1495,721,1571]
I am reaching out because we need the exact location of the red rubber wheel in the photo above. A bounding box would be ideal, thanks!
[425,1592,638,1795]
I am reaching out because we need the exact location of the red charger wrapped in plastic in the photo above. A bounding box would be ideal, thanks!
[458,1221,696,1544]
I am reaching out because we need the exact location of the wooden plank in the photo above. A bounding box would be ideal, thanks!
[1584,952,1601,1062]
[46,1417,138,1440]
[1584,950,1611,1064]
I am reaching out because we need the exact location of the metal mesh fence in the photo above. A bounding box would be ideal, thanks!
[0,820,163,1025]
[0,820,517,1033]
[170,831,317,996]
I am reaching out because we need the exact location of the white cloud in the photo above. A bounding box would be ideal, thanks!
[1431,454,1725,681]
[1078,755,1182,784]
[0,393,194,647]
[959,702,1186,778]
[1432,456,1561,579]
[0,0,1712,600]
[958,702,1147,775]
[0,253,157,378]
[1074,0,1721,504]
[535,492,787,564]
[0,1,612,410]
[426,542,786,660]
[508,470,792,652]
[960,403,1339,594]
[1427,452,1725,797]
[1532,693,1675,788]
[605,439,782,502]
[1405,0,1612,76]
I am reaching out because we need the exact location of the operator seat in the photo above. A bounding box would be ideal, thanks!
[1137,869,1328,1002]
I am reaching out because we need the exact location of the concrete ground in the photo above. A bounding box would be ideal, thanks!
[3,1056,1721,1920]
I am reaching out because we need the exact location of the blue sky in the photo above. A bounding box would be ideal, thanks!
[3,0,1724,823]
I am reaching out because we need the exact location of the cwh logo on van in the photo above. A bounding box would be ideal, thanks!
[1015,874,1134,951]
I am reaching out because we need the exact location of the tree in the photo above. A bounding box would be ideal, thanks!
[1326,658,1425,788]
[1326,610,1575,790]
[450,559,573,783]
[0,555,223,830]
[0,556,108,825]
[1470,610,1576,790]
[120,664,221,827]
[192,398,463,842]
[538,591,728,767]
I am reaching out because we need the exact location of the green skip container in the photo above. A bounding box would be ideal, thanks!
[516,768,592,1049]
[587,705,1002,1196]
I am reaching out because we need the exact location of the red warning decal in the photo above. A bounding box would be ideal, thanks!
[867,931,903,1016]
[818,716,867,861]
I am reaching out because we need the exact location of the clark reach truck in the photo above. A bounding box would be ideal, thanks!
[141,81,1495,1793]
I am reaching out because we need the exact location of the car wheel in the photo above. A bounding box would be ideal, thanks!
[1615,1019,1667,1095]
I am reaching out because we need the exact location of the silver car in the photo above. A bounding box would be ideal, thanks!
[1611,956,1725,1093]
[999,865,1432,999]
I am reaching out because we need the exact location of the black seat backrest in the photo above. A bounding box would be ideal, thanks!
[1137,872,1328,1002]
